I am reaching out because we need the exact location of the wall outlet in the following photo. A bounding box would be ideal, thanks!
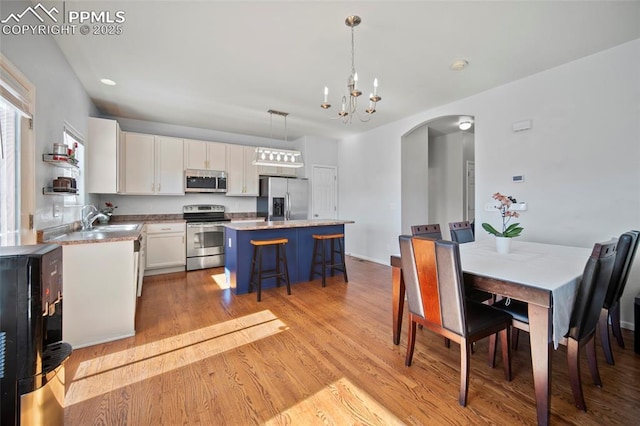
[53,204,61,217]
[509,202,527,211]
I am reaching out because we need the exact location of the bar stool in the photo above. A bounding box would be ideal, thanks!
[309,233,348,287]
[249,238,291,302]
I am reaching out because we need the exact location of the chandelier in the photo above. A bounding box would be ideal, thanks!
[252,110,304,168]
[321,15,381,123]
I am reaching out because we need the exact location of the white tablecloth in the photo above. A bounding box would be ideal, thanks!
[459,239,592,348]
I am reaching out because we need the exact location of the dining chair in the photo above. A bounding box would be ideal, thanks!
[489,239,617,411]
[410,224,442,239]
[447,221,494,305]
[448,221,474,244]
[398,235,512,407]
[599,230,639,365]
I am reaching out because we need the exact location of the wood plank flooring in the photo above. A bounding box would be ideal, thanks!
[64,257,640,425]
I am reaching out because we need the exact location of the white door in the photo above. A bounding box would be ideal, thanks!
[466,161,475,222]
[311,165,337,219]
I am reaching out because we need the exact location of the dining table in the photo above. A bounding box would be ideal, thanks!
[391,238,592,426]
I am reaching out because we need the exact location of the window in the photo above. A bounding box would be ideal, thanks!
[62,124,85,207]
[0,99,20,246]
[1,53,35,245]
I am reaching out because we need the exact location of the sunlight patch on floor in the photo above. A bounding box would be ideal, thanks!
[66,310,287,406]
[265,377,404,426]
[211,272,229,289]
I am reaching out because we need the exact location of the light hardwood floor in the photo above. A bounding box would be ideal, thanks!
[64,257,640,425]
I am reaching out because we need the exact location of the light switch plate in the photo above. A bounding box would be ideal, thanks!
[53,204,60,217]
[509,202,527,211]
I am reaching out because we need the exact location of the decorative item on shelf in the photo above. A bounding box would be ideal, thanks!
[320,15,381,123]
[100,202,117,223]
[481,192,523,254]
[252,110,304,168]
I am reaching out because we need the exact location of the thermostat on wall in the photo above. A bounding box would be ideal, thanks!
[512,175,525,183]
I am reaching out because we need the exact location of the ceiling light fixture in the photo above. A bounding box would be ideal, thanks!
[100,78,117,86]
[459,117,473,131]
[321,15,381,123]
[450,59,469,71]
[252,110,304,168]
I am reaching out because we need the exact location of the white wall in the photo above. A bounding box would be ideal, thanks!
[401,125,429,234]
[429,132,465,238]
[0,0,98,230]
[338,39,640,328]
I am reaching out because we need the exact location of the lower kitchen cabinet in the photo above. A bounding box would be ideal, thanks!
[62,240,137,348]
[145,222,186,275]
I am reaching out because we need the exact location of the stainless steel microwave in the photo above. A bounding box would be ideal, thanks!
[185,169,227,193]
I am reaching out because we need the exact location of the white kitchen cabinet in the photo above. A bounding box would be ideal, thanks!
[123,132,184,195]
[62,240,136,348]
[258,165,297,177]
[226,144,259,196]
[145,222,186,275]
[87,117,122,193]
[184,139,227,171]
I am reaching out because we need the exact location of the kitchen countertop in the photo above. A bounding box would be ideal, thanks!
[225,219,354,231]
[41,223,144,245]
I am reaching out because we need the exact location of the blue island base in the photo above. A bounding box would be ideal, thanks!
[225,224,346,295]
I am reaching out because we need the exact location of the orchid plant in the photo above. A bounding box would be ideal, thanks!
[481,192,523,238]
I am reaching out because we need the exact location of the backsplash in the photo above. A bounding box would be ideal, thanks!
[94,193,257,215]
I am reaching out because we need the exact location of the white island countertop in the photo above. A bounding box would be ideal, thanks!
[225,219,355,231]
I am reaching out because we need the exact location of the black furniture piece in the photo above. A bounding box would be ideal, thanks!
[309,233,348,287]
[0,244,72,426]
[490,239,617,412]
[248,238,291,301]
[635,293,640,355]
[599,230,639,364]
[410,224,442,239]
[399,235,512,407]
[449,221,475,244]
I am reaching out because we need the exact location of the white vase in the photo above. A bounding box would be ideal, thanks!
[495,236,512,254]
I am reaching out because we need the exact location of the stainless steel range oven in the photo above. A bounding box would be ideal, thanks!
[183,204,230,271]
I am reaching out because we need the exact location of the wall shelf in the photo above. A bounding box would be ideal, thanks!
[43,188,78,196]
[43,154,79,169]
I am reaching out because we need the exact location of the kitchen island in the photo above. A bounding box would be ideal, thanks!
[224,219,354,294]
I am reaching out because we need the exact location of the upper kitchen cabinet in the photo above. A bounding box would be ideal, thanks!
[123,132,184,195]
[184,139,227,171]
[87,117,122,193]
[226,144,258,196]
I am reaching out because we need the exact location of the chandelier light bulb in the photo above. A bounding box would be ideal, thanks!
[324,86,329,103]
[373,78,378,95]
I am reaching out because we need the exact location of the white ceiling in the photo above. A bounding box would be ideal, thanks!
[51,1,640,141]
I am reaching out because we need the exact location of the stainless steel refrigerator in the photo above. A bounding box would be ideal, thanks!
[256,177,309,221]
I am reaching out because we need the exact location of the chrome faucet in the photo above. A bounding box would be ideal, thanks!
[81,205,109,230]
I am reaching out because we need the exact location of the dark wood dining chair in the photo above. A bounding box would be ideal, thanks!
[448,221,474,244]
[398,235,512,407]
[599,230,639,365]
[410,224,442,239]
[489,239,617,411]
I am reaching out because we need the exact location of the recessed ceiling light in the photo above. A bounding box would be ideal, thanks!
[450,59,469,71]
[100,78,117,86]
[459,116,473,131]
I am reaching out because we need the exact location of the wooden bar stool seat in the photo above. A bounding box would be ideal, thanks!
[309,233,348,287]
[249,238,291,301]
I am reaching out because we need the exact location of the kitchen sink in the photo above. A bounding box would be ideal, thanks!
[90,224,140,232]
